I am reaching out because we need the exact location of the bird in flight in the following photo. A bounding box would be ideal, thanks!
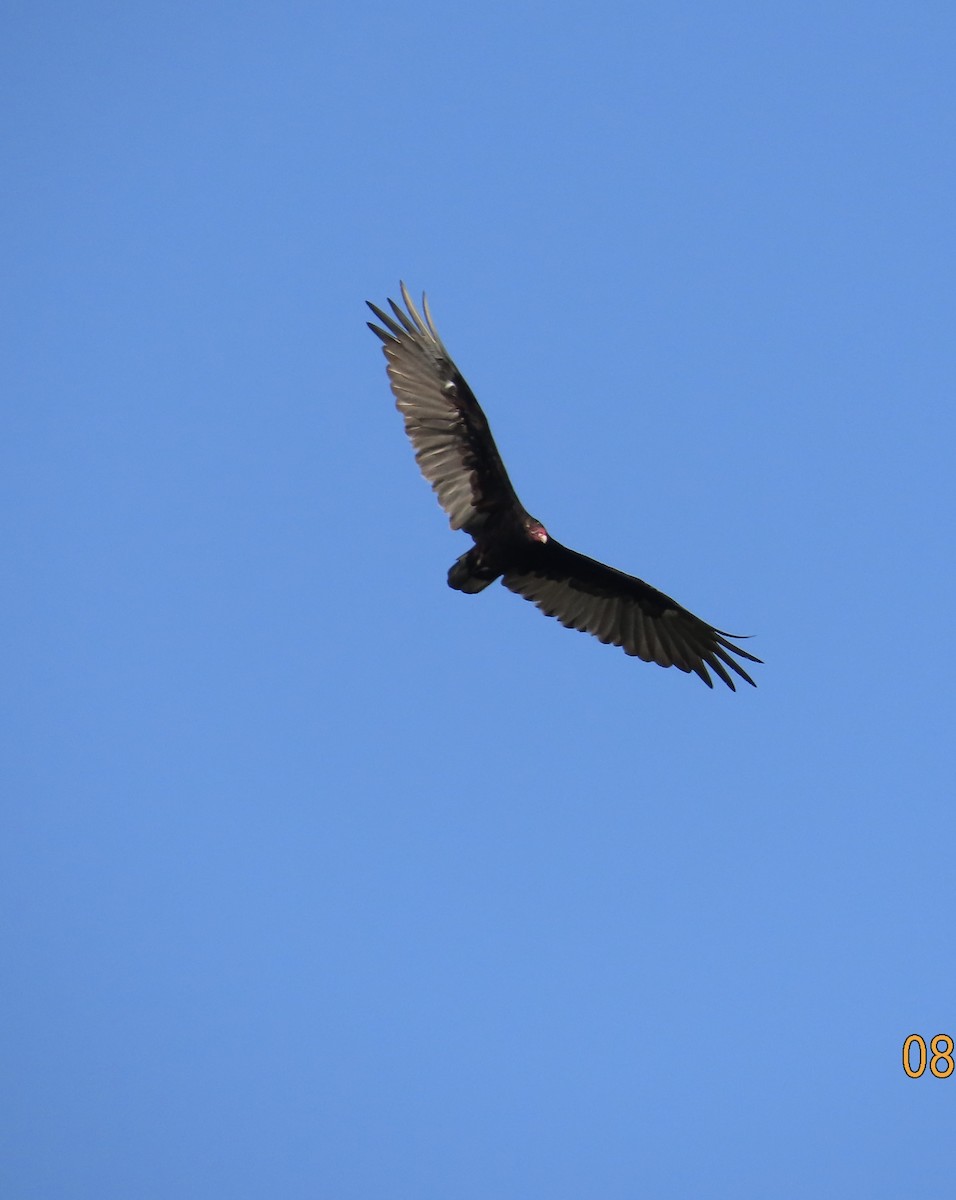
[367,283,760,690]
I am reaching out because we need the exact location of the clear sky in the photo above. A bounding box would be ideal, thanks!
[4,2,955,1196]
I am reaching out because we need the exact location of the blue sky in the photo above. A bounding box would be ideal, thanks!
[4,2,955,1196]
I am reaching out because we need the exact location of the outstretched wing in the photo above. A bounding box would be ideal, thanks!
[367,284,522,535]
[503,539,760,690]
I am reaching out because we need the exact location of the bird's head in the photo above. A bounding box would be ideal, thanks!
[525,517,549,544]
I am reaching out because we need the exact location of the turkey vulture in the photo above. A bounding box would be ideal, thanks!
[367,283,760,690]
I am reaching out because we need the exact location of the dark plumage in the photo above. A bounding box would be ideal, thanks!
[367,283,761,690]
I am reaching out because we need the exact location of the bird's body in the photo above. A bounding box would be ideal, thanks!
[367,283,760,690]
